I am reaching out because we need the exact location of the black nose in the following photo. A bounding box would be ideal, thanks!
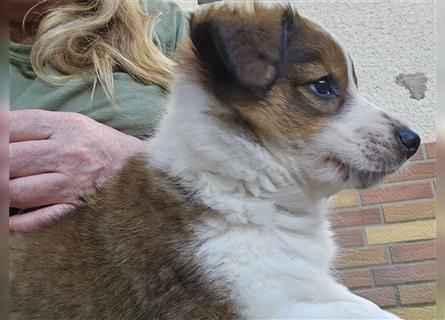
[398,128,420,159]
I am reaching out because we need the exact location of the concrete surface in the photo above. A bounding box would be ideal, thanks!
[396,72,429,100]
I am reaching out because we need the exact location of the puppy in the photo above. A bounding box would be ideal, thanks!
[10,3,420,319]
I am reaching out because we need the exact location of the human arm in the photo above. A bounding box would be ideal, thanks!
[9,109,146,232]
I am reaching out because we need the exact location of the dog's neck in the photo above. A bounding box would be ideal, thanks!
[148,75,329,227]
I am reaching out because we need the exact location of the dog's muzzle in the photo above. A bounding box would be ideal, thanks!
[397,127,421,159]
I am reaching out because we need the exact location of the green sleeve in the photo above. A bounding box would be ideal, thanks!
[141,1,190,59]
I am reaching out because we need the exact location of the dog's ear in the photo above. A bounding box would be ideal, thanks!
[190,5,297,100]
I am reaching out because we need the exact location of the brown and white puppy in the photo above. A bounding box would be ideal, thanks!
[10,3,420,319]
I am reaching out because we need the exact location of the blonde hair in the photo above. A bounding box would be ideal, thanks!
[30,0,174,102]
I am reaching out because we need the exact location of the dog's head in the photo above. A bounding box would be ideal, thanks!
[185,3,420,195]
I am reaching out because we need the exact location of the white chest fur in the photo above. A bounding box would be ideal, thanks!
[193,204,337,319]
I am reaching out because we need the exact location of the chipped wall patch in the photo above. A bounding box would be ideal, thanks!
[395,73,428,100]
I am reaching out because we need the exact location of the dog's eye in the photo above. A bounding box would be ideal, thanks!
[307,76,336,98]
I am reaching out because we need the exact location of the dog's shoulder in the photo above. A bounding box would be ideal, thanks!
[10,155,239,320]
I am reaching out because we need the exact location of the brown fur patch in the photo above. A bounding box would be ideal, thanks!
[10,156,239,320]
[183,3,349,140]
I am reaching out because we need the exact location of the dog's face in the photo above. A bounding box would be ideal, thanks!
[187,4,420,195]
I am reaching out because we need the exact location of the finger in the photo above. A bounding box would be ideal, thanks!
[9,173,73,209]
[9,140,59,178]
[10,109,60,142]
[9,204,74,233]
[0,109,8,200]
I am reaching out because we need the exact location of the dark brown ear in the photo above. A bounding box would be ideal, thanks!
[190,5,297,100]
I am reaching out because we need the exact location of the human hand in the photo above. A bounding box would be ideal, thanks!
[1,108,8,227]
[9,110,146,232]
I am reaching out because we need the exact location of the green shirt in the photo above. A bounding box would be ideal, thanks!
[10,1,189,138]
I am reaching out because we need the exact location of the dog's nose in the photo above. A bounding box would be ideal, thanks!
[398,128,421,158]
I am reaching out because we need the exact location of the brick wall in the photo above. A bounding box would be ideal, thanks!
[329,142,436,320]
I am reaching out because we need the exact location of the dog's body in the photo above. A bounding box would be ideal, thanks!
[10,158,238,319]
[10,3,420,319]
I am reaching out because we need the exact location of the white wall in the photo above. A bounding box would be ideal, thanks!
[176,0,198,11]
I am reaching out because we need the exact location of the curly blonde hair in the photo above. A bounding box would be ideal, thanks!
[30,0,174,102]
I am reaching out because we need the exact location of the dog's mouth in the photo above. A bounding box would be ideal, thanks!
[323,155,401,188]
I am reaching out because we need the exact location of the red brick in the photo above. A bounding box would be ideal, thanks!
[389,306,436,319]
[337,269,374,289]
[360,182,433,205]
[331,208,382,229]
[385,161,435,183]
[335,247,388,269]
[329,190,360,208]
[383,201,435,223]
[354,287,398,307]
[334,229,365,247]
[425,142,435,159]
[398,282,436,305]
[373,262,436,285]
[390,240,436,263]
